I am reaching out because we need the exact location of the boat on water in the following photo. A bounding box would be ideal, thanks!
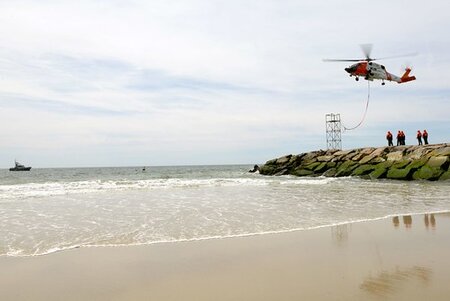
[9,160,32,171]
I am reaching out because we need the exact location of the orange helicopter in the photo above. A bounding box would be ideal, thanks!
[324,44,416,85]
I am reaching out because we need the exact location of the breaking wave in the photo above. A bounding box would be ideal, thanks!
[0,177,335,200]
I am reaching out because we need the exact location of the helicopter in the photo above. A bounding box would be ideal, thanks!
[323,44,416,85]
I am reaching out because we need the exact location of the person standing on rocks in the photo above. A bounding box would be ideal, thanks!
[417,130,423,145]
[386,131,393,146]
[248,165,260,173]
[401,131,406,145]
[396,130,402,146]
[423,129,429,145]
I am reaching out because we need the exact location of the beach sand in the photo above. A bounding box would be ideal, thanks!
[1,213,450,300]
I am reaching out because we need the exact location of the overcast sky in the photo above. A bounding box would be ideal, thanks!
[1,0,449,168]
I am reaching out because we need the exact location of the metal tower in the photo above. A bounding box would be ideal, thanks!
[325,113,342,150]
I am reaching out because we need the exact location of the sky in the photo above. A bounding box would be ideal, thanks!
[1,0,449,168]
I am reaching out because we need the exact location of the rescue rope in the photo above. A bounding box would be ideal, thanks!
[343,80,370,131]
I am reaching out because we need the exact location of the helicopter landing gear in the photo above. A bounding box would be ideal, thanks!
[381,81,385,85]
[355,76,359,81]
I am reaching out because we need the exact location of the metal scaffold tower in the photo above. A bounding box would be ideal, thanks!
[325,113,342,150]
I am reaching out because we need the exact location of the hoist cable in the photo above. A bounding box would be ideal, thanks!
[343,80,370,131]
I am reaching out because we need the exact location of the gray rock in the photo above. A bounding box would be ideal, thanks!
[432,146,450,156]
[274,168,289,176]
[412,165,443,181]
[427,156,448,169]
[276,155,292,164]
[317,155,334,162]
[292,168,314,177]
[322,168,337,177]
[352,148,376,161]
[439,171,450,181]
[408,147,432,160]
[359,147,387,164]
[352,164,376,176]
[387,151,404,161]
[387,167,414,180]
[335,161,358,177]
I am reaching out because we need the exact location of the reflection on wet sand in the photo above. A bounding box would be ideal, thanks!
[392,214,436,229]
[360,266,432,297]
[403,215,412,228]
[331,224,350,245]
[393,216,400,228]
[424,214,436,230]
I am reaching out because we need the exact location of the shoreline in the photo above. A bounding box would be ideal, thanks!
[3,209,450,258]
[2,213,450,300]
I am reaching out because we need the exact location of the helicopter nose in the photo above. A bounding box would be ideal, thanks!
[345,67,351,73]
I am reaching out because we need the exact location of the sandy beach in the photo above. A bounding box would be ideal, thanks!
[1,213,450,301]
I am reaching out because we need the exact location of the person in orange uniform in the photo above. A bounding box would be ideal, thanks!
[416,130,423,145]
[396,130,401,146]
[423,130,429,145]
[386,131,393,146]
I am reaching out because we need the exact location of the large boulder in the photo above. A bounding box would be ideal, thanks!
[335,161,358,177]
[427,156,448,169]
[317,155,335,162]
[323,168,337,177]
[369,167,388,179]
[387,167,414,180]
[276,155,292,164]
[304,162,322,171]
[352,164,376,176]
[314,162,329,173]
[412,165,443,181]
[352,148,376,161]
[431,147,450,157]
[359,147,388,164]
[387,151,404,161]
[392,159,412,169]
[439,171,450,181]
[368,160,394,179]
[408,147,432,160]
[292,168,314,177]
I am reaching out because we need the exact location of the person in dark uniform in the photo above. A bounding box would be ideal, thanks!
[386,131,393,146]
[396,130,402,146]
[416,130,423,145]
[423,129,429,145]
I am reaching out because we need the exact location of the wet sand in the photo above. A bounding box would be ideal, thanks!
[1,213,450,301]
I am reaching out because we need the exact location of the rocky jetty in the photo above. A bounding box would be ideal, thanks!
[260,143,450,181]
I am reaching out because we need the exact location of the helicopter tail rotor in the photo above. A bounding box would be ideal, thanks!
[399,66,416,83]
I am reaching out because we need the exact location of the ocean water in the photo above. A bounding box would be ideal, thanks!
[0,165,449,257]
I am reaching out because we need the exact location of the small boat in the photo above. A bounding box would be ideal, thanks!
[9,160,32,171]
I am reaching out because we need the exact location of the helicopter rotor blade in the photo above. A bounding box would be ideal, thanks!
[360,43,373,60]
[374,52,418,61]
[323,59,364,62]
[323,45,417,63]
[323,44,374,62]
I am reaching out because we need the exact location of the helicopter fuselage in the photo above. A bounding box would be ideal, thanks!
[345,61,416,84]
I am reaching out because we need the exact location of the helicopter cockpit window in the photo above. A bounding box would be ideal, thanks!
[381,65,385,70]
